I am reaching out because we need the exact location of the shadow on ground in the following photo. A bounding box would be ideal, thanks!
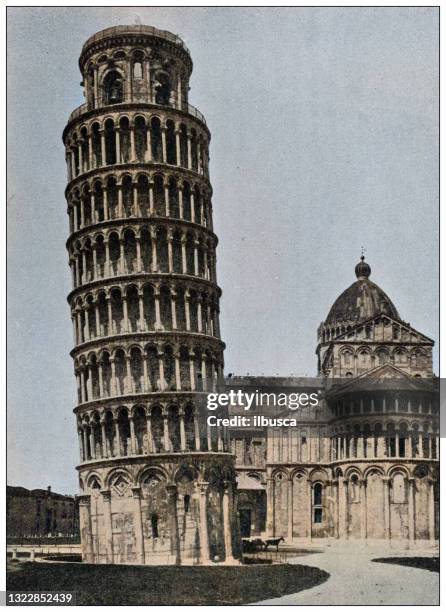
[7,561,329,605]
[372,557,439,573]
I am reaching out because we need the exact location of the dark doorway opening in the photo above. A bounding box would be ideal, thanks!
[239,508,252,538]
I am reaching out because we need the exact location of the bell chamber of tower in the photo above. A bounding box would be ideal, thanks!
[63,25,239,566]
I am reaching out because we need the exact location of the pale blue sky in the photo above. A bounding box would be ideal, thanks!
[7,7,438,493]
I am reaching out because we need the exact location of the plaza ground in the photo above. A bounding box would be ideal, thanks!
[7,542,438,606]
[257,543,439,605]
[7,559,328,605]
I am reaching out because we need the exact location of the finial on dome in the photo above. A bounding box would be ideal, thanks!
[355,249,371,279]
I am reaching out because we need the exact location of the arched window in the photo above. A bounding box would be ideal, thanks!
[392,473,406,504]
[154,71,171,106]
[184,494,190,513]
[151,513,159,538]
[313,483,323,523]
[342,351,353,366]
[133,53,143,79]
[103,70,123,105]
[349,474,360,502]
[376,349,389,365]
[314,483,322,506]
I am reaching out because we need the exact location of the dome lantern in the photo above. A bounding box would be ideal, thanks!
[355,254,371,280]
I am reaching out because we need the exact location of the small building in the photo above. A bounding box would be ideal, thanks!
[7,485,79,538]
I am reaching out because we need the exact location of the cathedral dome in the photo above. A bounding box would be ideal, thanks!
[325,257,400,325]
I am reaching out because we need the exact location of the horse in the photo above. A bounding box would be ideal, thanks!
[263,537,285,552]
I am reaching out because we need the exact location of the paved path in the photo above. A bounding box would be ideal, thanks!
[257,544,439,605]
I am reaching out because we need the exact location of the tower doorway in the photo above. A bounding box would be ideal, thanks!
[239,508,252,537]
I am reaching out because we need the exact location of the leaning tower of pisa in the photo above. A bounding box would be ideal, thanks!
[63,25,238,565]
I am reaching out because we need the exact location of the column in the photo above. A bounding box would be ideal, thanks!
[179,408,186,450]
[88,134,93,170]
[71,314,78,345]
[115,128,121,164]
[100,417,107,458]
[122,296,129,332]
[194,413,200,450]
[129,415,136,454]
[197,482,210,563]
[100,130,106,165]
[382,477,390,540]
[107,297,112,334]
[307,480,313,540]
[175,130,181,165]
[333,480,340,538]
[110,358,117,396]
[143,355,151,391]
[146,411,153,453]
[193,240,199,275]
[70,148,76,179]
[78,495,94,562]
[89,423,95,459]
[428,478,436,542]
[150,227,157,270]
[136,238,142,271]
[171,292,177,330]
[201,357,207,392]
[118,238,125,274]
[149,181,154,214]
[146,127,152,162]
[187,133,192,169]
[130,126,136,162]
[197,298,203,332]
[162,408,169,451]
[79,369,86,403]
[132,182,138,216]
[178,185,184,218]
[154,287,162,330]
[78,141,83,174]
[100,490,114,563]
[175,352,181,391]
[407,435,413,459]
[104,240,110,277]
[158,350,165,389]
[408,478,415,544]
[98,363,104,397]
[266,477,274,536]
[94,301,100,337]
[117,185,123,218]
[167,231,173,271]
[161,127,167,162]
[185,293,191,330]
[189,351,196,391]
[138,292,145,331]
[181,236,187,273]
[78,428,84,462]
[360,479,367,540]
[222,481,236,562]
[132,487,145,564]
[164,181,170,216]
[125,354,132,393]
[82,425,89,460]
[101,186,108,220]
[92,65,99,107]
[166,484,181,564]
[114,416,121,455]
[287,477,293,542]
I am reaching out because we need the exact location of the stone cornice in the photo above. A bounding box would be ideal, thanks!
[64,162,212,198]
[67,271,222,303]
[70,329,225,359]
